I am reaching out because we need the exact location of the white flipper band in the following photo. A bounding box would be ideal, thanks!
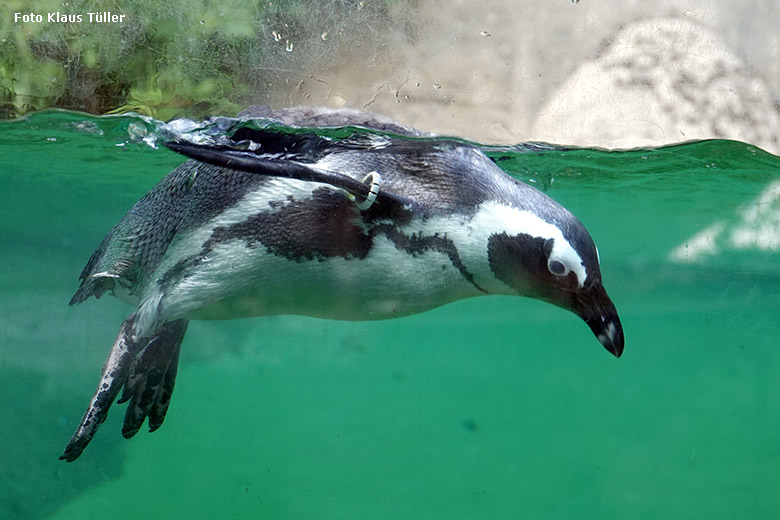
[349,171,381,210]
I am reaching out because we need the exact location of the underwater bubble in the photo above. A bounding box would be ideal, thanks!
[126,121,149,142]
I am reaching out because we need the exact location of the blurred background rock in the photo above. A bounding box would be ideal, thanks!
[285,0,780,153]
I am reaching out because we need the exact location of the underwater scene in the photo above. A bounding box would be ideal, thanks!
[2,109,780,519]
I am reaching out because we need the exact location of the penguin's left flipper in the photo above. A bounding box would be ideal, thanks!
[166,139,414,211]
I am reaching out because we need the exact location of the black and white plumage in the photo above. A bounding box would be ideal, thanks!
[61,106,624,462]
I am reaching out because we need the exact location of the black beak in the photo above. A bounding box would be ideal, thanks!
[574,280,624,357]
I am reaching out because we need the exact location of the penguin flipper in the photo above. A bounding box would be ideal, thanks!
[165,140,414,210]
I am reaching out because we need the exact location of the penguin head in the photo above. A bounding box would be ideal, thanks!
[485,207,624,357]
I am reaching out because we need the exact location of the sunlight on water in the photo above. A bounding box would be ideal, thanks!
[1,111,779,519]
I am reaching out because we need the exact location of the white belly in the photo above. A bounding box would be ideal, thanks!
[127,178,545,336]
[161,231,484,322]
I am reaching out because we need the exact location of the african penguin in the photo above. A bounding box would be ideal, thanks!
[60,106,624,462]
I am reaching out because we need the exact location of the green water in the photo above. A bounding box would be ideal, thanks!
[2,110,779,519]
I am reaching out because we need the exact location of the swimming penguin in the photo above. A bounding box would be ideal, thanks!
[60,106,624,462]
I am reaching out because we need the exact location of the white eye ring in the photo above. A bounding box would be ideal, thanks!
[548,258,569,277]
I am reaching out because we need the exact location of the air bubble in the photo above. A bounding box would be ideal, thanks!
[127,121,149,142]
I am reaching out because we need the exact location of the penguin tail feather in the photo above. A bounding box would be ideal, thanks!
[68,277,111,305]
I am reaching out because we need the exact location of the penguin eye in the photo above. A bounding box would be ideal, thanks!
[547,259,569,277]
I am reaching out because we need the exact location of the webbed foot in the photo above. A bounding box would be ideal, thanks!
[118,320,187,438]
[61,318,188,462]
